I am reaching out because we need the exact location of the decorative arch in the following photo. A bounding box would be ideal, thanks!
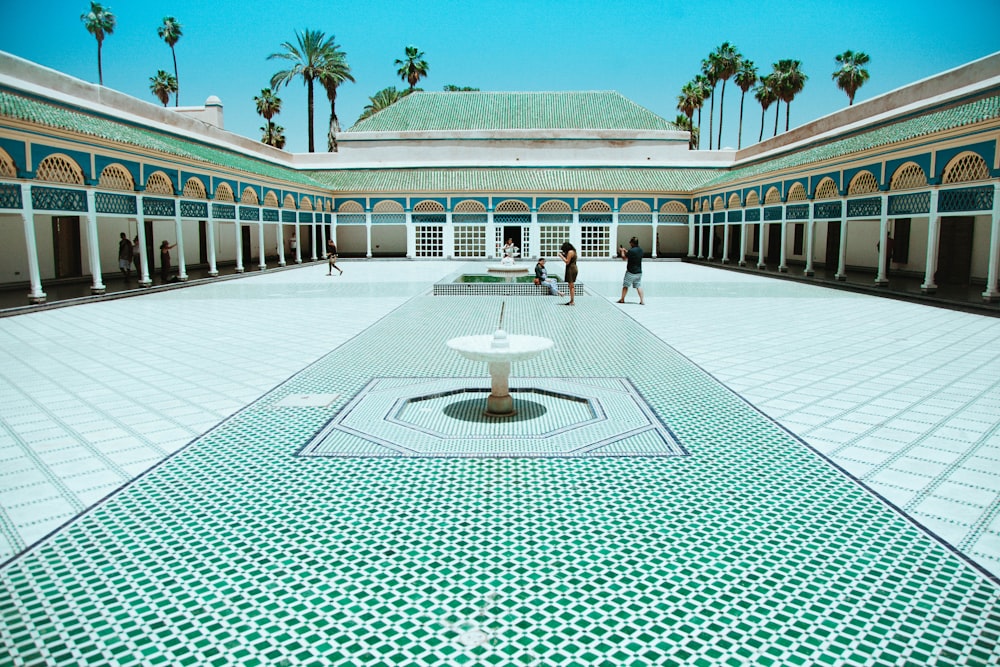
[700,198,710,211]
[814,178,839,200]
[620,200,651,213]
[240,187,259,205]
[712,196,725,211]
[413,200,444,212]
[495,199,529,213]
[786,183,807,202]
[338,201,363,213]
[764,187,782,205]
[35,154,84,185]
[847,171,879,195]
[300,196,314,211]
[145,171,174,195]
[538,200,571,213]
[942,152,990,184]
[183,177,207,198]
[263,191,279,207]
[453,200,486,213]
[728,193,741,208]
[889,162,928,191]
[373,200,404,213]
[0,148,17,178]
[581,200,611,213]
[98,164,135,191]
[214,182,235,202]
[745,191,760,207]
[283,193,297,208]
[660,201,688,214]
[693,200,701,213]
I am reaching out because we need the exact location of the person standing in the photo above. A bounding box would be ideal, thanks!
[617,237,645,305]
[558,242,577,305]
[131,236,141,277]
[159,240,176,283]
[533,257,563,296]
[118,232,133,280]
[326,239,342,275]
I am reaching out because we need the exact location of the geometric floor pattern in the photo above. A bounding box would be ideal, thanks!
[1,292,998,665]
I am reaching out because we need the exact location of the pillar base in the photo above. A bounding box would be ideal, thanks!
[139,279,153,288]
[738,261,748,267]
[207,271,219,277]
[27,293,46,304]
[235,268,245,273]
[804,270,815,277]
[874,278,889,286]
[835,274,847,281]
[90,286,106,295]
[278,261,286,267]
[920,284,937,294]
[778,266,788,273]
[757,264,767,271]
[981,290,999,302]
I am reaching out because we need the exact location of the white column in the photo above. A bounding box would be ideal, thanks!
[367,210,375,258]
[778,216,788,273]
[234,220,244,273]
[610,207,619,258]
[174,212,187,280]
[294,218,302,264]
[258,220,267,270]
[875,193,890,285]
[697,219,705,259]
[487,209,497,258]
[687,213,696,257]
[84,190,106,294]
[136,208,152,286]
[982,183,1000,301]
[403,210,411,259]
[722,221,730,263]
[921,190,941,293]
[757,218,766,269]
[570,210,581,253]
[309,217,318,261]
[835,218,848,281]
[206,210,218,277]
[21,187,46,303]
[444,210,455,259]
[738,220,747,266]
[318,218,327,261]
[276,214,285,267]
[804,218,816,276]
[651,211,658,258]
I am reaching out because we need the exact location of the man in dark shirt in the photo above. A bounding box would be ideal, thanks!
[534,257,563,296]
[617,237,645,305]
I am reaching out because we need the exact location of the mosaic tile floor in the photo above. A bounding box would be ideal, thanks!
[0,262,1000,666]
[1,264,999,666]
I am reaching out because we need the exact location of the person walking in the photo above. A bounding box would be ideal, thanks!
[558,242,578,305]
[534,257,563,296]
[617,237,645,305]
[118,232,133,280]
[159,240,176,283]
[326,239,342,275]
[131,236,141,277]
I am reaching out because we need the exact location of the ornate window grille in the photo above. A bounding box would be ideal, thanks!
[183,177,207,199]
[890,163,928,191]
[241,187,259,205]
[263,191,279,207]
[145,171,174,195]
[98,164,134,191]
[745,191,760,207]
[215,183,235,202]
[728,193,741,209]
[580,225,610,258]
[0,149,17,178]
[814,178,839,200]
[712,196,724,211]
[453,225,486,257]
[300,197,314,211]
[847,171,879,195]
[942,153,990,184]
[413,200,444,213]
[764,187,781,205]
[283,194,296,209]
[621,200,651,213]
[786,183,807,202]
[495,199,528,213]
[539,225,570,257]
[36,155,84,184]
[414,226,443,257]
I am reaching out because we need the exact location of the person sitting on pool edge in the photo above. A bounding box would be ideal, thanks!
[534,257,563,297]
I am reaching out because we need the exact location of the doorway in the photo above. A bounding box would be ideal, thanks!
[241,225,252,268]
[51,216,82,278]
[766,223,782,264]
[936,216,973,285]
[825,221,841,270]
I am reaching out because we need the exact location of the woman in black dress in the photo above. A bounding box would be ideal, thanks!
[558,241,577,305]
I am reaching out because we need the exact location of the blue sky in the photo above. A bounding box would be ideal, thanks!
[2,0,998,153]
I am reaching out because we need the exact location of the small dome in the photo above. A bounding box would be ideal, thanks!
[205,95,222,106]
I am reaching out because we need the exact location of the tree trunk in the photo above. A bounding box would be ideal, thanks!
[785,101,791,132]
[737,92,745,149]
[172,47,179,107]
[97,40,104,86]
[307,80,315,153]
[717,81,726,149]
[708,90,715,150]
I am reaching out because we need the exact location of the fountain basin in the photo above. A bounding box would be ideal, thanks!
[447,331,553,362]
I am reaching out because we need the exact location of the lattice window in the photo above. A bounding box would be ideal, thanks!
[580,225,610,257]
[660,201,688,214]
[581,200,611,213]
[786,183,807,202]
[36,155,84,184]
[414,225,443,257]
[942,153,989,184]
[538,200,570,213]
[263,191,279,207]
[701,198,710,211]
[539,225,569,258]
[764,187,782,204]
[745,191,760,207]
[847,171,879,195]
[453,225,486,257]
[339,201,363,213]
[241,187,259,205]
[144,171,173,194]
[728,193,741,208]
[215,183,235,202]
[300,197,314,211]
[814,178,838,200]
[283,194,296,209]
[495,199,529,213]
[373,200,403,212]
[889,163,927,191]
[183,177,207,198]
[0,149,17,177]
[453,200,485,213]
[693,200,701,213]
[712,196,724,211]
[413,200,444,212]
[620,200,650,213]
[98,164,134,191]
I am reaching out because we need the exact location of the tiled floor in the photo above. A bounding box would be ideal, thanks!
[0,259,998,665]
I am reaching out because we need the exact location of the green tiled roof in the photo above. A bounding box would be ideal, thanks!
[0,90,324,188]
[703,94,1000,188]
[347,91,680,132]
[309,167,716,193]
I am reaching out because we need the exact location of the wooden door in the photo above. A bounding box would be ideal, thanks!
[242,225,252,267]
[51,216,82,278]
[936,217,973,285]
[825,221,841,269]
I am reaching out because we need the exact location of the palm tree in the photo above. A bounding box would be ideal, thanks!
[692,75,711,150]
[833,50,870,106]
[149,70,177,107]
[700,56,719,149]
[774,59,808,132]
[80,2,116,86]
[317,37,354,152]
[259,124,286,149]
[673,114,699,151]
[254,88,283,147]
[269,28,341,153]
[395,45,429,91]
[754,75,778,142]
[357,86,408,123]
[443,85,479,91]
[157,17,183,107]
[733,58,758,149]
[676,82,698,150]
[709,42,741,149]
